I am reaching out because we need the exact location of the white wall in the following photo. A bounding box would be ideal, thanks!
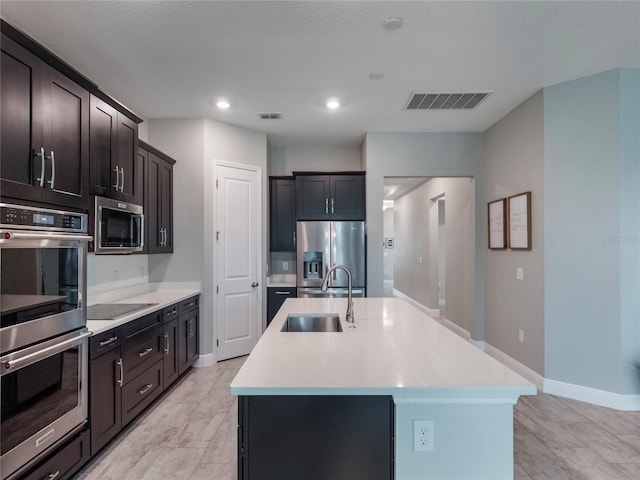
[484,91,545,376]
[270,145,361,175]
[87,254,149,294]
[362,132,485,339]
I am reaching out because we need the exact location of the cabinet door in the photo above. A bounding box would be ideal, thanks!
[89,347,122,456]
[163,318,179,388]
[21,429,90,480]
[296,175,331,220]
[270,178,296,251]
[0,34,44,203]
[145,151,162,252]
[90,95,118,197]
[41,64,90,210]
[330,175,365,220]
[117,113,140,204]
[178,310,198,375]
[159,158,173,252]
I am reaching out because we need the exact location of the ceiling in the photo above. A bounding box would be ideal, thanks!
[2,1,638,147]
[384,177,430,201]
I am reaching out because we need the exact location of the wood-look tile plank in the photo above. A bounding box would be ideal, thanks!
[189,462,237,480]
[139,447,206,480]
[167,412,226,448]
[515,462,533,479]
[200,420,237,464]
[194,385,235,413]
[556,396,640,435]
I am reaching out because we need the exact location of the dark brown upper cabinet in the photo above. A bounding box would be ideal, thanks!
[1,33,90,210]
[141,141,175,254]
[296,173,365,221]
[270,177,297,251]
[90,95,141,204]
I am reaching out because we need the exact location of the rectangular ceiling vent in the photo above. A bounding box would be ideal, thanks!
[257,112,282,120]
[405,92,491,110]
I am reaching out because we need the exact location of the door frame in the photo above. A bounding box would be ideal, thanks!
[212,159,263,361]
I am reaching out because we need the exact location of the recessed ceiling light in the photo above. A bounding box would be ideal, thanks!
[326,99,340,110]
[369,72,384,80]
[216,100,230,109]
[383,17,404,30]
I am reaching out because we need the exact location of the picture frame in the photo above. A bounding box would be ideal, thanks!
[488,198,507,249]
[508,192,532,250]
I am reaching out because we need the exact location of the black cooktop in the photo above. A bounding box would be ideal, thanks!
[87,303,157,320]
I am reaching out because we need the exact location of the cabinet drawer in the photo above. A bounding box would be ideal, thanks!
[162,303,179,323]
[121,325,163,381]
[179,296,199,313]
[121,361,163,427]
[20,429,90,480]
[122,311,162,340]
[90,328,121,360]
[268,287,297,298]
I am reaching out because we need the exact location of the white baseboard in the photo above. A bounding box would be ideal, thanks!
[544,378,640,411]
[443,318,472,342]
[392,289,440,318]
[194,353,216,367]
[479,341,544,392]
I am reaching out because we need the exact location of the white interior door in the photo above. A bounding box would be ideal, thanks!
[215,163,261,361]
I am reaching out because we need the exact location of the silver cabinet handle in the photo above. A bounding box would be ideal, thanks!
[35,147,46,187]
[113,165,120,190]
[116,359,124,387]
[325,198,328,214]
[164,333,169,354]
[274,291,291,295]
[164,228,167,246]
[47,150,55,188]
[46,471,60,480]
[138,347,153,357]
[188,319,194,337]
[293,230,296,245]
[120,166,125,192]
[251,282,259,288]
[138,383,153,395]
[331,198,334,214]
[99,336,118,347]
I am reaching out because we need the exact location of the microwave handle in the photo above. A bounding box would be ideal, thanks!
[1,231,92,242]
[138,213,144,249]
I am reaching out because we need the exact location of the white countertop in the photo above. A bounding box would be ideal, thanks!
[230,297,536,399]
[86,284,201,335]
[266,274,296,288]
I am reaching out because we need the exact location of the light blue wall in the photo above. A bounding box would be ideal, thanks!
[544,68,640,394]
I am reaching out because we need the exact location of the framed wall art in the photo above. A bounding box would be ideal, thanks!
[508,192,532,250]
[488,198,507,249]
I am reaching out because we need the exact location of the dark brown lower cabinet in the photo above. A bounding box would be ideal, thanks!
[121,360,163,426]
[18,429,90,480]
[163,318,180,388]
[89,346,121,455]
[238,395,395,480]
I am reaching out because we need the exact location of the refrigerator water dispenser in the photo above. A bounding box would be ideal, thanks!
[302,251,324,280]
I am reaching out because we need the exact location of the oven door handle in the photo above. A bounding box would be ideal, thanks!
[1,331,92,373]
[1,232,93,242]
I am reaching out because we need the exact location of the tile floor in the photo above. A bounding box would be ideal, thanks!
[77,356,640,480]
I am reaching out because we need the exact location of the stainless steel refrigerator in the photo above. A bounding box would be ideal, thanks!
[296,221,365,297]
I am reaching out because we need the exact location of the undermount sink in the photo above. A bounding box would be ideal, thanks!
[281,314,343,332]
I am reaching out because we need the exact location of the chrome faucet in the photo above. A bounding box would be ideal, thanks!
[321,264,354,324]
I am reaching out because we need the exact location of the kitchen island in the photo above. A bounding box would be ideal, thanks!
[230,297,536,480]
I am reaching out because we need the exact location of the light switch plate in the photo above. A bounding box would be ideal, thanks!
[516,267,524,280]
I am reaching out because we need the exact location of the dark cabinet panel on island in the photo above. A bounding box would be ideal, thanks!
[269,177,297,251]
[267,287,297,325]
[238,395,394,480]
[0,33,90,211]
[296,173,365,221]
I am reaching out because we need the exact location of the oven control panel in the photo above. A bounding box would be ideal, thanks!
[0,203,87,232]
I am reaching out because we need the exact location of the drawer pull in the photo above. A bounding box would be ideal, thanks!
[184,302,195,308]
[274,291,291,295]
[45,471,60,480]
[164,333,169,354]
[116,359,124,387]
[99,336,118,347]
[138,347,153,357]
[139,383,153,395]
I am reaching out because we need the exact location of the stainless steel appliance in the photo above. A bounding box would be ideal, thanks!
[92,195,143,254]
[0,203,91,479]
[296,221,365,297]
[0,203,91,353]
[0,329,90,479]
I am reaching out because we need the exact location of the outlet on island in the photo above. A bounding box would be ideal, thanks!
[413,420,434,452]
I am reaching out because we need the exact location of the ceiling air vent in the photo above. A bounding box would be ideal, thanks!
[405,92,491,110]
[257,113,282,120]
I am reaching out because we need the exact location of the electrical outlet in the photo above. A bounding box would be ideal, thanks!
[516,267,524,280]
[519,329,525,343]
[283,261,289,271]
[419,256,423,264]
[413,420,434,452]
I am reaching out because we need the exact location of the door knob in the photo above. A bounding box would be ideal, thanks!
[251,282,259,288]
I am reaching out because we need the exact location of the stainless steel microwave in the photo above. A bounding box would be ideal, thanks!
[92,196,144,254]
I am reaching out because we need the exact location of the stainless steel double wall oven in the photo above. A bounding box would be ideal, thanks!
[0,203,91,480]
